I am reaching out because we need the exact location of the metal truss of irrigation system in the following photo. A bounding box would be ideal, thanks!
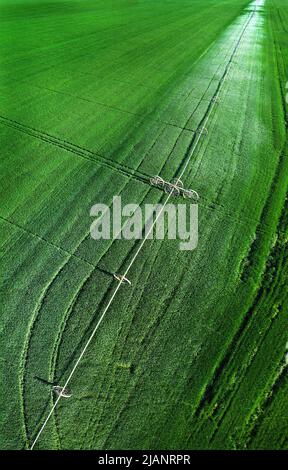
[30,7,256,450]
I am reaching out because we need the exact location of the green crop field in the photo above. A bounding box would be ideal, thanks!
[0,0,287,451]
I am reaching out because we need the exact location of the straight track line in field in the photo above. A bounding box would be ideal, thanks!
[0,115,151,185]
[30,6,256,450]
[0,214,95,269]
[0,192,270,276]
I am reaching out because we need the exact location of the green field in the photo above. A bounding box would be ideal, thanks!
[1,0,288,450]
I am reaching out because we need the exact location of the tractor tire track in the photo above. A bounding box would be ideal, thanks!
[0,115,151,186]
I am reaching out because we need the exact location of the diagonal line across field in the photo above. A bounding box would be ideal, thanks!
[0,113,263,228]
[0,214,96,268]
[29,6,256,450]
[0,115,152,185]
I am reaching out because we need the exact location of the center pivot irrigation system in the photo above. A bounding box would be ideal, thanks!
[150,176,199,199]
[29,7,256,450]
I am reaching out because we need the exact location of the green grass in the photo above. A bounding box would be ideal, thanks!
[0,0,288,450]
